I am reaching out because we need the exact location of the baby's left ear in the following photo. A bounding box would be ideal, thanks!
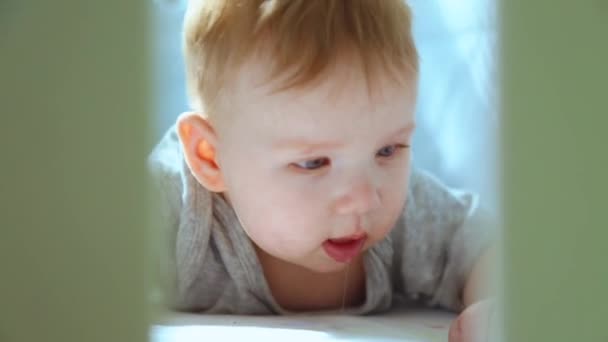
[176,112,226,193]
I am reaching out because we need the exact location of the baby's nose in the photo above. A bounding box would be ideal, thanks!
[332,179,381,215]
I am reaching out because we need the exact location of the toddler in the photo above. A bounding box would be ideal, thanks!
[149,1,497,340]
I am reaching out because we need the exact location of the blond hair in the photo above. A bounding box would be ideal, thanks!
[183,0,419,117]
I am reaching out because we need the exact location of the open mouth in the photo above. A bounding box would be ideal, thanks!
[322,233,368,263]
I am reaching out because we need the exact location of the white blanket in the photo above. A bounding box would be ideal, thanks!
[152,307,455,342]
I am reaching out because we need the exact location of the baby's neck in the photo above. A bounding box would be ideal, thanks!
[255,247,367,312]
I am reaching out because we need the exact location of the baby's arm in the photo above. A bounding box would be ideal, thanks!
[449,246,499,342]
[463,245,497,306]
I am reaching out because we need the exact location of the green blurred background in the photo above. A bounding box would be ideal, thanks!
[1,0,606,341]
[502,1,608,341]
[0,1,149,342]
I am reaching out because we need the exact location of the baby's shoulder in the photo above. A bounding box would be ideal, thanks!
[391,168,478,239]
[148,126,237,311]
[406,168,476,218]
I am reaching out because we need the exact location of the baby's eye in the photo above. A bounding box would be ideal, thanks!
[376,144,407,158]
[292,157,330,170]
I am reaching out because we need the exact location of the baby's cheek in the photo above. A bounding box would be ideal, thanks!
[380,186,407,228]
[383,177,407,205]
[260,200,324,240]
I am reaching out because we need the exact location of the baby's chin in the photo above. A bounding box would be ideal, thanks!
[297,251,367,274]
[305,261,350,274]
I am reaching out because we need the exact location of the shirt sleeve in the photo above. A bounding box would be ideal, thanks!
[393,169,497,312]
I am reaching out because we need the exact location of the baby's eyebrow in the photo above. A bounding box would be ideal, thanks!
[272,122,416,154]
[272,139,343,154]
[273,123,415,153]
[391,122,416,138]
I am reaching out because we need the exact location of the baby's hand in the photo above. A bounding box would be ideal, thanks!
[448,299,497,342]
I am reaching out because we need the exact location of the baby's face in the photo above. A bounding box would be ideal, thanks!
[215,59,416,273]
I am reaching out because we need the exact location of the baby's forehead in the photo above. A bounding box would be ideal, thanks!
[231,57,415,115]
[221,71,413,146]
